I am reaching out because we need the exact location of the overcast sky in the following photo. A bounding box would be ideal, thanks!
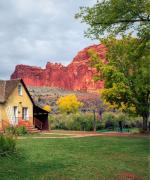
[0,0,98,79]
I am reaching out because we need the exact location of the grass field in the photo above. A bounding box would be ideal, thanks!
[0,136,149,180]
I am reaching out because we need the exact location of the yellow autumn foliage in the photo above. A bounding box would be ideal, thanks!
[42,105,51,112]
[100,88,136,113]
[57,94,83,113]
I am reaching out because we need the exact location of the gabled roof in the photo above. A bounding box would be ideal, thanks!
[0,79,34,104]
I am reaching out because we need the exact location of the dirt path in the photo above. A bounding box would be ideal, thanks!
[18,131,148,139]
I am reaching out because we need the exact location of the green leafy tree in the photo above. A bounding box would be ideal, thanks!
[76,0,150,131]
[89,36,150,131]
[75,0,150,39]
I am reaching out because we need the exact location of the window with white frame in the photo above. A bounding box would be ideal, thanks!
[18,84,22,96]
[22,107,29,120]
[13,106,18,125]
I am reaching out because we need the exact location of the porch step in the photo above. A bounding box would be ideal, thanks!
[26,125,36,129]
[26,126,41,133]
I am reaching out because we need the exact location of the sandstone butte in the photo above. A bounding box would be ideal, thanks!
[11,44,107,92]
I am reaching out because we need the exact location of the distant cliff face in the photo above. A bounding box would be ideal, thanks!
[11,44,106,92]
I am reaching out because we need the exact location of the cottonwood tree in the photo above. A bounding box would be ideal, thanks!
[89,36,150,131]
[75,0,150,39]
[76,0,150,131]
[57,94,83,114]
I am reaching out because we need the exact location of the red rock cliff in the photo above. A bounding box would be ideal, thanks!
[11,44,106,92]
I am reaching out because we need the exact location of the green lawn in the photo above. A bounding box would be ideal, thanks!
[0,136,149,180]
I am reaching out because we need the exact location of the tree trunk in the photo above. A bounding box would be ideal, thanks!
[93,110,96,132]
[143,116,148,132]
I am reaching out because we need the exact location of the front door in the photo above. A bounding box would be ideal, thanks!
[22,107,28,120]
[12,106,18,125]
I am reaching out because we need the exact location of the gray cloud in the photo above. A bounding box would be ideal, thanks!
[0,0,98,79]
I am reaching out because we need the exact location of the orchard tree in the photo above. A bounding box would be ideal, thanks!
[76,0,150,131]
[56,94,83,114]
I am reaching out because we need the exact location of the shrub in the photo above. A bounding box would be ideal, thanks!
[16,126,27,135]
[49,112,143,131]
[100,112,117,130]
[70,113,93,131]
[0,135,16,156]
[5,126,27,136]
[101,112,143,130]
[49,112,94,131]
[5,126,18,136]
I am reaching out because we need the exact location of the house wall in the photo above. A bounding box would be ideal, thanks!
[0,83,33,129]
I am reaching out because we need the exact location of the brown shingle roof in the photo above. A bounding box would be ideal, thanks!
[0,79,21,103]
[0,80,5,103]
